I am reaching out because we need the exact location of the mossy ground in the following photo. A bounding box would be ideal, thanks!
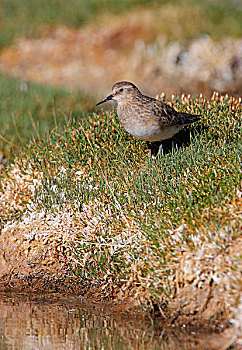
[0,92,241,325]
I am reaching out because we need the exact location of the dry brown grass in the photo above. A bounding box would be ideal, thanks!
[0,8,241,98]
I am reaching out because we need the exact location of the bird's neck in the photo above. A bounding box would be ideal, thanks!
[117,100,134,114]
[118,95,142,110]
[117,98,142,124]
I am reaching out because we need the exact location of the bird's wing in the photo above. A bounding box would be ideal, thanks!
[149,99,200,126]
[149,99,181,126]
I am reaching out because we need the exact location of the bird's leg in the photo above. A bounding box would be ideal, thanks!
[157,143,163,157]
[147,142,153,160]
[149,148,152,160]
[147,142,162,159]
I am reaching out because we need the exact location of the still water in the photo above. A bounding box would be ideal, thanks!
[0,293,235,350]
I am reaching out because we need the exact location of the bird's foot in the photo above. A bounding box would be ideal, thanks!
[147,141,163,159]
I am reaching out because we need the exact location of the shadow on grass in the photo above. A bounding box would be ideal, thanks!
[147,125,208,157]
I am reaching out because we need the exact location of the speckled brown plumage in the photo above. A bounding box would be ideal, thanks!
[96,81,200,153]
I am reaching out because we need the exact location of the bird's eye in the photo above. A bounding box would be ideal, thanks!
[119,88,124,92]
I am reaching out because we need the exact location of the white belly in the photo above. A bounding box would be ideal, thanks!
[123,122,181,142]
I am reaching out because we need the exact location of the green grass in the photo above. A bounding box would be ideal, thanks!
[0,73,94,161]
[0,0,241,49]
[0,89,241,312]
[1,92,240,300]
[29,94,241,218]
[31,97,241,238]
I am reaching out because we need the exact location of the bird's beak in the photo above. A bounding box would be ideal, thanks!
[96,94,113,106]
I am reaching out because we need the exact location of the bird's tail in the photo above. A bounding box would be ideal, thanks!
[180,112,201,125]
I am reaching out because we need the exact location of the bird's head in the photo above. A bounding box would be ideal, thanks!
[96,81,141,106]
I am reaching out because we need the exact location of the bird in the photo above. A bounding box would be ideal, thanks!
[96,81,201,157]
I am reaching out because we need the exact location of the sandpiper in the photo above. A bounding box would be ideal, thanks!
[96,81,200,156]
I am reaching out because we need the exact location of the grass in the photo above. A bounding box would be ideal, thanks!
[0,73,94,161]
[0,0,241,50]
[29,93,241,220]
[1,92,241,305]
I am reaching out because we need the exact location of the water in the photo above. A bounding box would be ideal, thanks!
[0,293,236,350]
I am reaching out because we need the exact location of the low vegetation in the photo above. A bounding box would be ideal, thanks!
[1,91,241,319]
[0,73,94,161]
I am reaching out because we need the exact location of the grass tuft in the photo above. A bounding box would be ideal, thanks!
[0,92,241,313]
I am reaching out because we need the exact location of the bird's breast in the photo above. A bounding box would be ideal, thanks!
[122,120,159,141]
[124,123,182,141]
[117,106,181,142]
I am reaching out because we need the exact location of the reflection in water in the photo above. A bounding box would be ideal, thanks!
[0,294,235,350]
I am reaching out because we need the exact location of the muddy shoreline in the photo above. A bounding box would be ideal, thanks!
[0,238,240,331]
